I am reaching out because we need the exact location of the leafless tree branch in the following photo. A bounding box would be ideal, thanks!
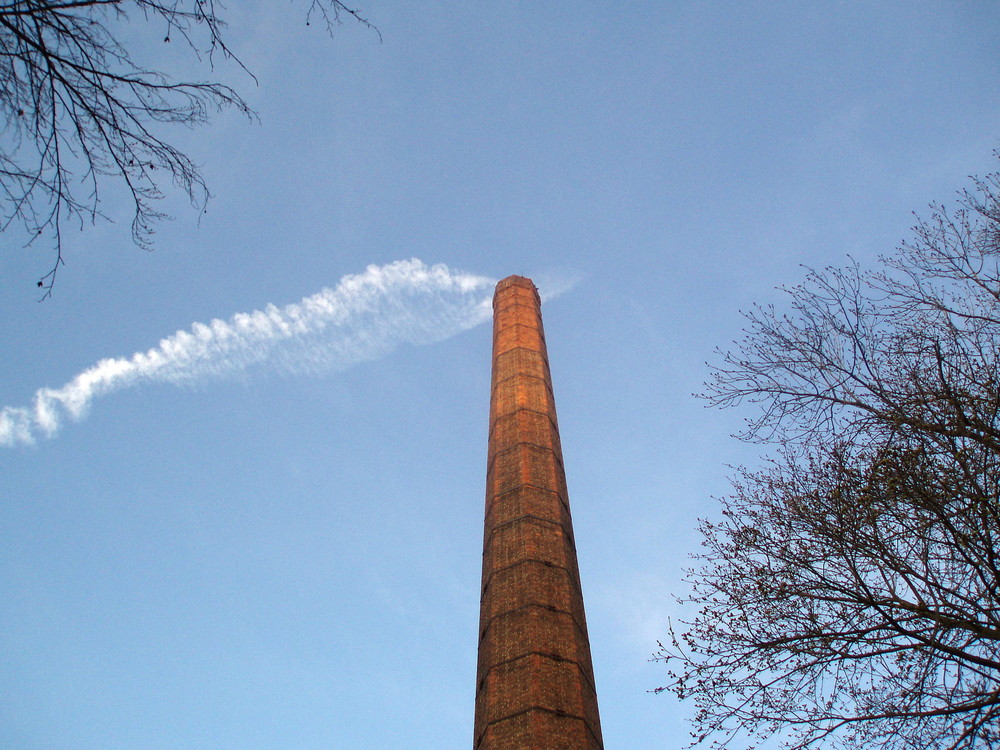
[658,162,1000,750]
[0,0,374,298]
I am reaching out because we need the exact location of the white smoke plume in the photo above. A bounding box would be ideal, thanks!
[1,259,496,447]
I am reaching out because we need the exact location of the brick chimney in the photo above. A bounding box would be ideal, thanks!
[474,276,604,750]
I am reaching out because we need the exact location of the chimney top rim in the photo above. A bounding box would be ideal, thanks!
[494,276,538,298]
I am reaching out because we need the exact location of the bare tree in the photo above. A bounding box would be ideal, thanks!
[0,0,375,297]
[657,167,1000,750]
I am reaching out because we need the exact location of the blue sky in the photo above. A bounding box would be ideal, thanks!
[2,2,1000,748]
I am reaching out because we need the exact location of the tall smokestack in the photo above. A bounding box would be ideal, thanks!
[474,276,604,749]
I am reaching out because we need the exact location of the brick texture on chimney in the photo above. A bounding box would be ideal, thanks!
[474,276,604,750]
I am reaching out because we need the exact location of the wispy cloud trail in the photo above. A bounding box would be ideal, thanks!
[1,259,496,446]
